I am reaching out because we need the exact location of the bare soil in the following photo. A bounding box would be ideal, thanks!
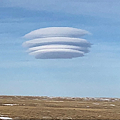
[0,96,120,119]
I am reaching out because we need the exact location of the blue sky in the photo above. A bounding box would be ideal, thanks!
[0,0,120,97]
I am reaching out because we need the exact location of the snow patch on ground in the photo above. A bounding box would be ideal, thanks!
[92,103,100,105]
[0,117,12,120]
[3,104,18,106]
[110,104,115,106]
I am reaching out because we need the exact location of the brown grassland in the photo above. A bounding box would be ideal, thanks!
[0,96,120,119]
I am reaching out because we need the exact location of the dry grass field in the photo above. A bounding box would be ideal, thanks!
[0,96,120,119]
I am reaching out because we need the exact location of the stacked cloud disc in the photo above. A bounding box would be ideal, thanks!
[23,27,91,59]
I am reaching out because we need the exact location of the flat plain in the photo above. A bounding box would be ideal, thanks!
[0,96,120,119]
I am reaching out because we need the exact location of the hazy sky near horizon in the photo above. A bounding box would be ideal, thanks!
[0,0,120,97]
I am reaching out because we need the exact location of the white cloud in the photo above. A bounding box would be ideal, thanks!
[23,37,91,48]
[28,45,89,53]
[23,27,91,59]
[29,49,84,59]
[24,27,89,39]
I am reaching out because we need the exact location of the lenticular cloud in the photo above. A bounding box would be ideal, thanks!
[23,27,91,59]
